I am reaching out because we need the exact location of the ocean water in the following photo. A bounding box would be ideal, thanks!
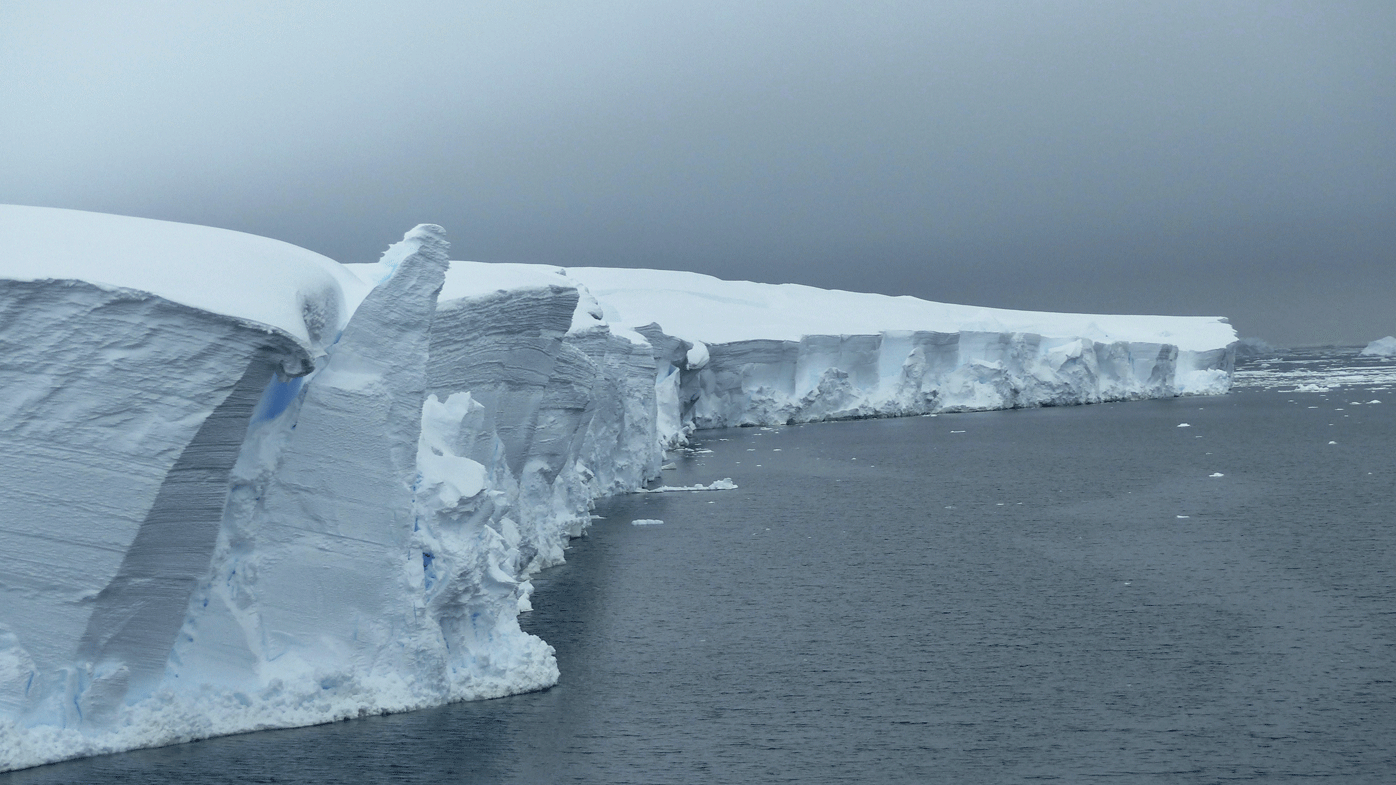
[7,349,1394,783]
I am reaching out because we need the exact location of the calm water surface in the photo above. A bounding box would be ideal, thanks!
[7,350,1395,783]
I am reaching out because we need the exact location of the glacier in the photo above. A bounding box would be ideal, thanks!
[0,205,1236,770]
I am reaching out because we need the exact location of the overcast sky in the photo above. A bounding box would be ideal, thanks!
[2,1,1392,345]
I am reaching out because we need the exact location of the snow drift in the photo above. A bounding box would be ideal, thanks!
[0,205,1236,770]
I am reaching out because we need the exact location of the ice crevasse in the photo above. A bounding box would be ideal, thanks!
[0,205,1237,770]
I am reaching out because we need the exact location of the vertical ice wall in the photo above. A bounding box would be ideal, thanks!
[166,226,556,720]
[168,224,452,696]
[634,326,1234,432]
[1,237,669,770]
[1,209,1239,771]
[562,264,1237,432]
[426,273,661,573]
[0,279,313,731]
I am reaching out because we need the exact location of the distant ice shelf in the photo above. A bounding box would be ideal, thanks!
[0,205,1237,771]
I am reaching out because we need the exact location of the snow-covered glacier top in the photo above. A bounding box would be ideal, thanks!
[434,261,643,340]
[0,202,1236,358]
[0,205,367,353]
[438,261,571,302]
[564,266,1237,352]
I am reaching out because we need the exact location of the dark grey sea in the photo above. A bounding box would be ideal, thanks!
[7,349,1395,784]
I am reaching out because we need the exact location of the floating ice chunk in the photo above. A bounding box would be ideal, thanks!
[950,430,966,434]
[1177,423,1190,428]
[1176,515,1190,519]
[1359,336,1396,357]
[635,478,738,493]
[630,519,664,526]
[1328,441,1338,445]
[1369,400,1382,404]
[661,463,677,470]
[1294,383,1332,392]
[1209,472,1225,477]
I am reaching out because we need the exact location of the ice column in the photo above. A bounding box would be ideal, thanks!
[171,225,449,694]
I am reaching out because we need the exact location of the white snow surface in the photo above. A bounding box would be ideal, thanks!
[1,211,1238,771]
[1360,336,1396,357]
[0,205,366,355]
[564,266,1235,352]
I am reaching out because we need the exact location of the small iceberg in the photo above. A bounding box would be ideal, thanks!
[1359,336,1396,357]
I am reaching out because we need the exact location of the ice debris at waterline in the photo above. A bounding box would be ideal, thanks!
[635,479,740,493]
[0,205,1237,770]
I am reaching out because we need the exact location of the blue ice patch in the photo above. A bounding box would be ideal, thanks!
[252,375,304,423]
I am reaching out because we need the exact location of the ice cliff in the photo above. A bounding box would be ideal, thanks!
[563,267,1235,443]
[0,205,1236,770]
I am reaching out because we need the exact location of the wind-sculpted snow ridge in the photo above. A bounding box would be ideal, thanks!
[0,206,1237,771]
[563,267,1237,438]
